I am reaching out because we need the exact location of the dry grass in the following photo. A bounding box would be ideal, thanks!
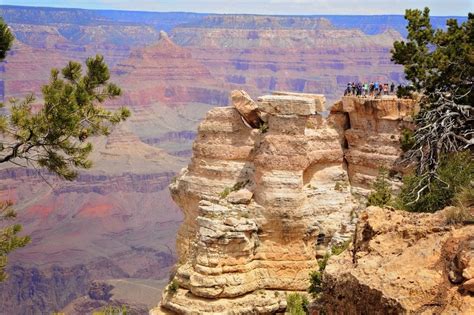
[444,206,471,225]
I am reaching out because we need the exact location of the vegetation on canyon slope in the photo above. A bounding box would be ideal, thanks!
[0,17,129,281]
[391,8,473,212]
[366,167,392,207]
[397,151,473,212]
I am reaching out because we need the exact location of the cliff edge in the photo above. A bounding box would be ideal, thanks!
[151,92,418,314]
[320,206,474,314]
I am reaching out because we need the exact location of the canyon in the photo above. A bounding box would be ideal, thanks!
[0,5,466,314]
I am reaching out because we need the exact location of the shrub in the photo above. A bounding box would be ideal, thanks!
[455,185,474,210]
[400,128,415,152]
[286,293,308,315]
[444,206,471,225]
[317,253,330,271]
[334,182,343,192]
[219,187,231,199]
[367,168,392,207]
[232,180,250,191]
[259,122,269,133]
[331,240,351,256]
[306,119,316,129]
[396,151,473,213]
[219,180,250,199]
[167,279,179,295]
[308,271,323,297]
[445,185,474,224]
[396,85,415,99]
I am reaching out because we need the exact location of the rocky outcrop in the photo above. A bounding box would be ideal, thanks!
[152,91,354,314]
[340,96,418,193]
[149,92,421,314]
[321,207,474,314]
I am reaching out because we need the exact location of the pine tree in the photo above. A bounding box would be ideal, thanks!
[391,9,473,206]
[0,18,129,281]
[0,17,13,60]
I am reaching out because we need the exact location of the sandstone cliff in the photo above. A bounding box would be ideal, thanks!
[321,206,474,314]
[339,96,418,193]
[151,93,418,314]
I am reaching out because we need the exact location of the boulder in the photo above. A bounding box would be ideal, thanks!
[272,91,326,112]
[231,90,262,128]
[227,189,253,204]
[257,95,316,115]
[463,279,474,293]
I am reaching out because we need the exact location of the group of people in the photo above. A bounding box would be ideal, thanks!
[344,81,396,97]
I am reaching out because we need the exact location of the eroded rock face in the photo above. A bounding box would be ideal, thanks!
[154,92,356,314]
[341,96,418,193]
[152,93,420,314]
[320,207,474,315]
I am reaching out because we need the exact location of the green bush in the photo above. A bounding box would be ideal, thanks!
[400,128,415,152]
[259,122,269,134]
[219,180,250,199]
[219,187,231,199]
[286,293,308,315]
[367,168,392,207]
[331,240,351,256]
[167,279,179,295]
[396,151,473,213]
[308,271,323,297]
[444,206,471,225]
[445,184,474,224]
[317,253,330,271]
[455,184,474,210]
[396,85,415,98]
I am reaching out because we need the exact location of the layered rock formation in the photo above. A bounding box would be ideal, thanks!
[151,92,419,314]
[321,207,474,314]
[151,91,352,314]
[113,31,228,108]
[339,96,418,193]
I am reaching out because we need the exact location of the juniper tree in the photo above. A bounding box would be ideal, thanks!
[0,17,13,60]
[0,18,129,281]
[391,9,473,207]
